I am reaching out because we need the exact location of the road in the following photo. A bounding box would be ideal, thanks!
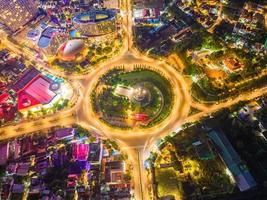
[208,1,224,33]
[1,0,267,199]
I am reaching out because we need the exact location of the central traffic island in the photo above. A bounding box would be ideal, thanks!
[91,67,174,129]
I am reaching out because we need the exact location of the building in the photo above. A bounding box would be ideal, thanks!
[134,0,164,9]
[72,143,89,161]
[223,58,243,72]
[88,142,102,165]
[208,129,257,192]
[0,142,9,165]
[73,9,116,36]
[133,0,164,23]
[103,0,119,9]
[105,161,124,183]
[102,160,131,198]
[58,39,85,61]
[0,58,26,83]
[0,93,10,105]
[12,184,24,194]
[79,0,92,6]
[114,85,134,99]
[38,30,69,56]
[12,67,59,111]
[12,67,40,92]
[16,162,30,176]
[0,0,38,32]
[54,128,75,141]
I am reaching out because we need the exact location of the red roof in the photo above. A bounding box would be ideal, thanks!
[17,75,57,110]
[17,90,41,110]
[132,113,149,122]
[0,107,3,119]
[0,104,16,121]
[72,143,89,161]
[0,82,5,90]
[223,58,243,71]
[24,76,56,104]
[0,93,9,104]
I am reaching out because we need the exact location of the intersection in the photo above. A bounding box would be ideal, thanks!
[1,0,267,199]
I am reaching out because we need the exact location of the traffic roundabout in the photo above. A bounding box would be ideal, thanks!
[82,53,191,147]
[91,67,174,129]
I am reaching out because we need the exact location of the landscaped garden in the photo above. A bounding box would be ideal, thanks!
[91,67,174,129]
[49,36,123,74]
[147,124,235,200]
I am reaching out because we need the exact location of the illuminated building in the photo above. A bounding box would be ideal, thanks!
[133,0,164,23]
[72,143,89,161]
[48,32,69,55]
[0,142,9,165]
[73,10,116,36]
[0,0,38,32]
[12,67,59,111]
[103,0,119,9]
[57,39,85,61]
[134,0,164,9]
[37,28,69,56]
[79,0,91,5]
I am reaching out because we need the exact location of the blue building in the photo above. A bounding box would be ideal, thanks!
[208,129,257,192]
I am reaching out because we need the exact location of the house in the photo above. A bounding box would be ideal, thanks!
[51,148,67,167]
[54,128,75,141]
[105,161,124,183]
[223,58,243,72]
[12,184,24,193]
[35,160,49,173]
[0,177,13,200]
[8,140,21,160]
[67,174,78,188]
[88,142,102,165]
[6,163,18,175]
[0,142,9,165]
[68,160,90,175]
[16,162,30,176]
[29,177,42,194]
[72,143,89,161]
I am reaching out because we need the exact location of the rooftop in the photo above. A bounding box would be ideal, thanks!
[0,142,9,165]
[12,67,40,92]
[208,129,257,191]
[72,143,89,161]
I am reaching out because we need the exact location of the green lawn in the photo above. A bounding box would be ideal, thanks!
[93,69,174,128]
[156,168,182,200]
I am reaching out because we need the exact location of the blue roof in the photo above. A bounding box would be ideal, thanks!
[73,10,115,24]
[42,27,56,38]
[208,129,257,191]
[37,27,57,48]
[68,160,90,174]
[208,130,240,166]
[38,36,51,49]
[12,67,40,92]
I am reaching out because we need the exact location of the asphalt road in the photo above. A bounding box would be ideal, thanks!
[1,0,267,199]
